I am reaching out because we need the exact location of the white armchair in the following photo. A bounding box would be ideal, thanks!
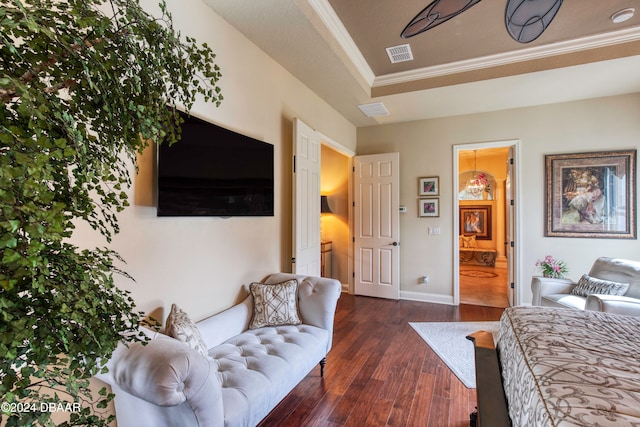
[532,257,640,316]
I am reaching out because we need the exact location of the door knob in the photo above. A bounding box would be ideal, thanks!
[389,242,399,246]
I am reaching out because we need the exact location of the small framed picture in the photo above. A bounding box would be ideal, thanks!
[419,198,439,217]
[459,205,491,239]
[419,176,439,196]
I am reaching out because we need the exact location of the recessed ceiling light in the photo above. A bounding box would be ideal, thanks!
[611,8,635,24]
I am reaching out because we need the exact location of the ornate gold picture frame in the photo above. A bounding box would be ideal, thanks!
[545,150,636,239]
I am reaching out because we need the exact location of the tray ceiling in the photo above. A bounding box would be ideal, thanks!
[203,0,640,126]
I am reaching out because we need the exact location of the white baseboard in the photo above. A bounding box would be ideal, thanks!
[400,291,455,305]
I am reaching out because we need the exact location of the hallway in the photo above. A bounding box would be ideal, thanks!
[460,264,509,308]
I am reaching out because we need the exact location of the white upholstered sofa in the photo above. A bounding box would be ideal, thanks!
[96,273,342,427]
[531,257,640,316]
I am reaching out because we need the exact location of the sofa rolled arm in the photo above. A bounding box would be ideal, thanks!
[263,273,341,352]
[531,276,575,305]
[110,337,223,427]
[585,294,640,317]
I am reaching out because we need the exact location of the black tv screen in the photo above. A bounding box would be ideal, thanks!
[157,112,274,217]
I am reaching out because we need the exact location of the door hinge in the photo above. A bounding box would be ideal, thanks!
[510,241,514,248]
[293,155,296,173]
[509,158,514,165]
[291,257,296,263]
[353,272,355,278]
[510,199,514,206]
[510,282,515,289]
[352,237,355,243]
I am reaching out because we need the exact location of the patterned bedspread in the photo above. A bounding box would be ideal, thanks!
[498,306,640,426]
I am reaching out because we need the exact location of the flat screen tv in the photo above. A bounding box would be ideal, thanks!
[157,112,274,217]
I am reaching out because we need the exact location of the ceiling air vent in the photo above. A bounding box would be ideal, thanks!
[385,44,413,64]
[357,102,390,117]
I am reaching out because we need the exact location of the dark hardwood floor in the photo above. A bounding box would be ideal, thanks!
[259,294,504,427]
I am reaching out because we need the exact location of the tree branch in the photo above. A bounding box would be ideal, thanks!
[2,37,105,104]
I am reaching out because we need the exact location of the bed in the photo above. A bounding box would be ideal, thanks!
[468,306,640,427]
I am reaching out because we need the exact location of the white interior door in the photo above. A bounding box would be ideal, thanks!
[292,118,321,276]
[354,153,400,299]
[506,146,516,306]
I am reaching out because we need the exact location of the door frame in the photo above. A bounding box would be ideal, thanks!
[453,140,522,306]
[293,118,354,289]
[317,131,355,293]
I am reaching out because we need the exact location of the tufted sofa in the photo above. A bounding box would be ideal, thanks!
[96,273,342,427]
[531,257,640,316]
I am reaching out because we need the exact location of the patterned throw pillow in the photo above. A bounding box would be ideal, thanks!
[249,279,301,329]
[570,274,630,297]
[164,303,209,358]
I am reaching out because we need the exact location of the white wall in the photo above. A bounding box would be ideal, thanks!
[357,94,640,305]
[71,0,356,323]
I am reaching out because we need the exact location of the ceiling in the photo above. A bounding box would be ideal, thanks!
[202,0,640,127]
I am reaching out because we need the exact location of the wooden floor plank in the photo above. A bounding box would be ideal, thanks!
[258,294,504,427]
[407,372,435,426]
[362,397,395,427]
[386,354,424,427]
[377,364,407,402]
[433,363,452,400]
[298,391,342,427]
[341,378,385,427]
[449,376,475,427]
[427,395,450,427]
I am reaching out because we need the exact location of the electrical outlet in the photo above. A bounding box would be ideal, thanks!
[428,226,441,235]
[418,275,429,284]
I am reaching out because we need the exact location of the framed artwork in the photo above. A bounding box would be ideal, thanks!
[459,205,491,239]
[418,176,439,196]
[419,198,439,217]
[545,150,636,239]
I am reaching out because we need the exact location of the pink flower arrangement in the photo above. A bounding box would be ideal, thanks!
[536,255,568,278]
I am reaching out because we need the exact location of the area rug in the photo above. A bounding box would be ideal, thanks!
[409,321,499,388]
[460,270,498,278]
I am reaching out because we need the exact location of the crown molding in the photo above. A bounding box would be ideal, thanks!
[374,26,640,87]
[308,1,640,92]
[307,0,375,86]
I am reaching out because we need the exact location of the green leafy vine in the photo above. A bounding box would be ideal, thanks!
[1,0,222,425]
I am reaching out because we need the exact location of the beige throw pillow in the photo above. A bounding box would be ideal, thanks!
[164,303,209,358]
[461,235,477,248]
[249,279,301,329]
